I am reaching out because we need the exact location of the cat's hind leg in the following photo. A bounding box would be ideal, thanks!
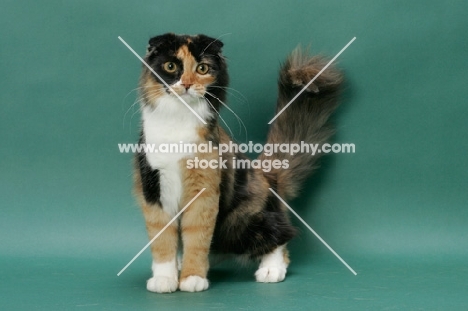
[255,245,290,283]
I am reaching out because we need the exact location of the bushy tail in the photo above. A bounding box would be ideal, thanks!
[260,47,343,199]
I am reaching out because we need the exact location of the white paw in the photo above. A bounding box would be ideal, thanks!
[146,276,178,293]
[179,275,209,292]
[255,266,287,283]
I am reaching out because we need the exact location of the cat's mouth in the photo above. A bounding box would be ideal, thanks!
[167,85,206,99]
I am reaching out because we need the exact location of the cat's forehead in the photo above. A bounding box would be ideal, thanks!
[148,33,223,60]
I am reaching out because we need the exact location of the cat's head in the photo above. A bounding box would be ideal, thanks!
[140,33,228,108]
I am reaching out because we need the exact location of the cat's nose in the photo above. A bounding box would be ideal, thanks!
[181,83,192,90]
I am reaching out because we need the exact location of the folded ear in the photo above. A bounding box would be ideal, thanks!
[147,33,177,54]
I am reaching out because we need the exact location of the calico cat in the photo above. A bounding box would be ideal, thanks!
[133,33,342,293]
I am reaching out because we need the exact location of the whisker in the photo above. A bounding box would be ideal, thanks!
[130,99,143,123]
[123,96,143,129]
[208,86,248,104]
[123,88,163,130]
[205,91,248,142]
[204,96,234,139]
[129,99,146,130]
[123,86,145,102]
[121,86,145,110]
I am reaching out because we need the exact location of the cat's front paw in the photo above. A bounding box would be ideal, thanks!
[179,275,209,292]
[255,266,287,283]
[147,276,178,293]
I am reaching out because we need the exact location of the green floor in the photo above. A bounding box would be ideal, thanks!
[2,254,467,310]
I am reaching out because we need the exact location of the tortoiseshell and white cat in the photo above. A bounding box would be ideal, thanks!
[133,33,342,293]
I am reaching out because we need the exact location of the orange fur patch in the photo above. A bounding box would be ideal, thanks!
[177,45,197,86]
[197,127,208,140]
[176,45,216,87]
[140,71,166,103]
[283,246,291,265]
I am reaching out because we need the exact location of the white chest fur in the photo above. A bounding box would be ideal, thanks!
[142,95,212,216]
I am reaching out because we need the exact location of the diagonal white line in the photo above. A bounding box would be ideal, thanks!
[117,188,206,276]
[268,188,357,275]
[268,37,356,124]
[118,36,207,125]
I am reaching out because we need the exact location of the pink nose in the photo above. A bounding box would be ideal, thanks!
[181,83,192,90]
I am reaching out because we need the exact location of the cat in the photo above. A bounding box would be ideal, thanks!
[132,33,342,293]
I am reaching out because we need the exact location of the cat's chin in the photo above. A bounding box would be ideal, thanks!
[172,93,205,101]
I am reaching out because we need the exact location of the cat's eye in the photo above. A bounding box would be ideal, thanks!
[196,64,210,75]
[163,62,177,73]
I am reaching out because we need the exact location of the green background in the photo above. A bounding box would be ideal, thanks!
[2,0,467,309]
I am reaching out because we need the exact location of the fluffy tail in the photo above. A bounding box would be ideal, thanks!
[260,47,343,199]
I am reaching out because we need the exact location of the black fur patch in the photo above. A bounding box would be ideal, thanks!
[213,165,297,258]
[212,204,296,258]
[136,135,161,205]
[146,33,184,86]
[205,116,220,145]
[217,154,250,219]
